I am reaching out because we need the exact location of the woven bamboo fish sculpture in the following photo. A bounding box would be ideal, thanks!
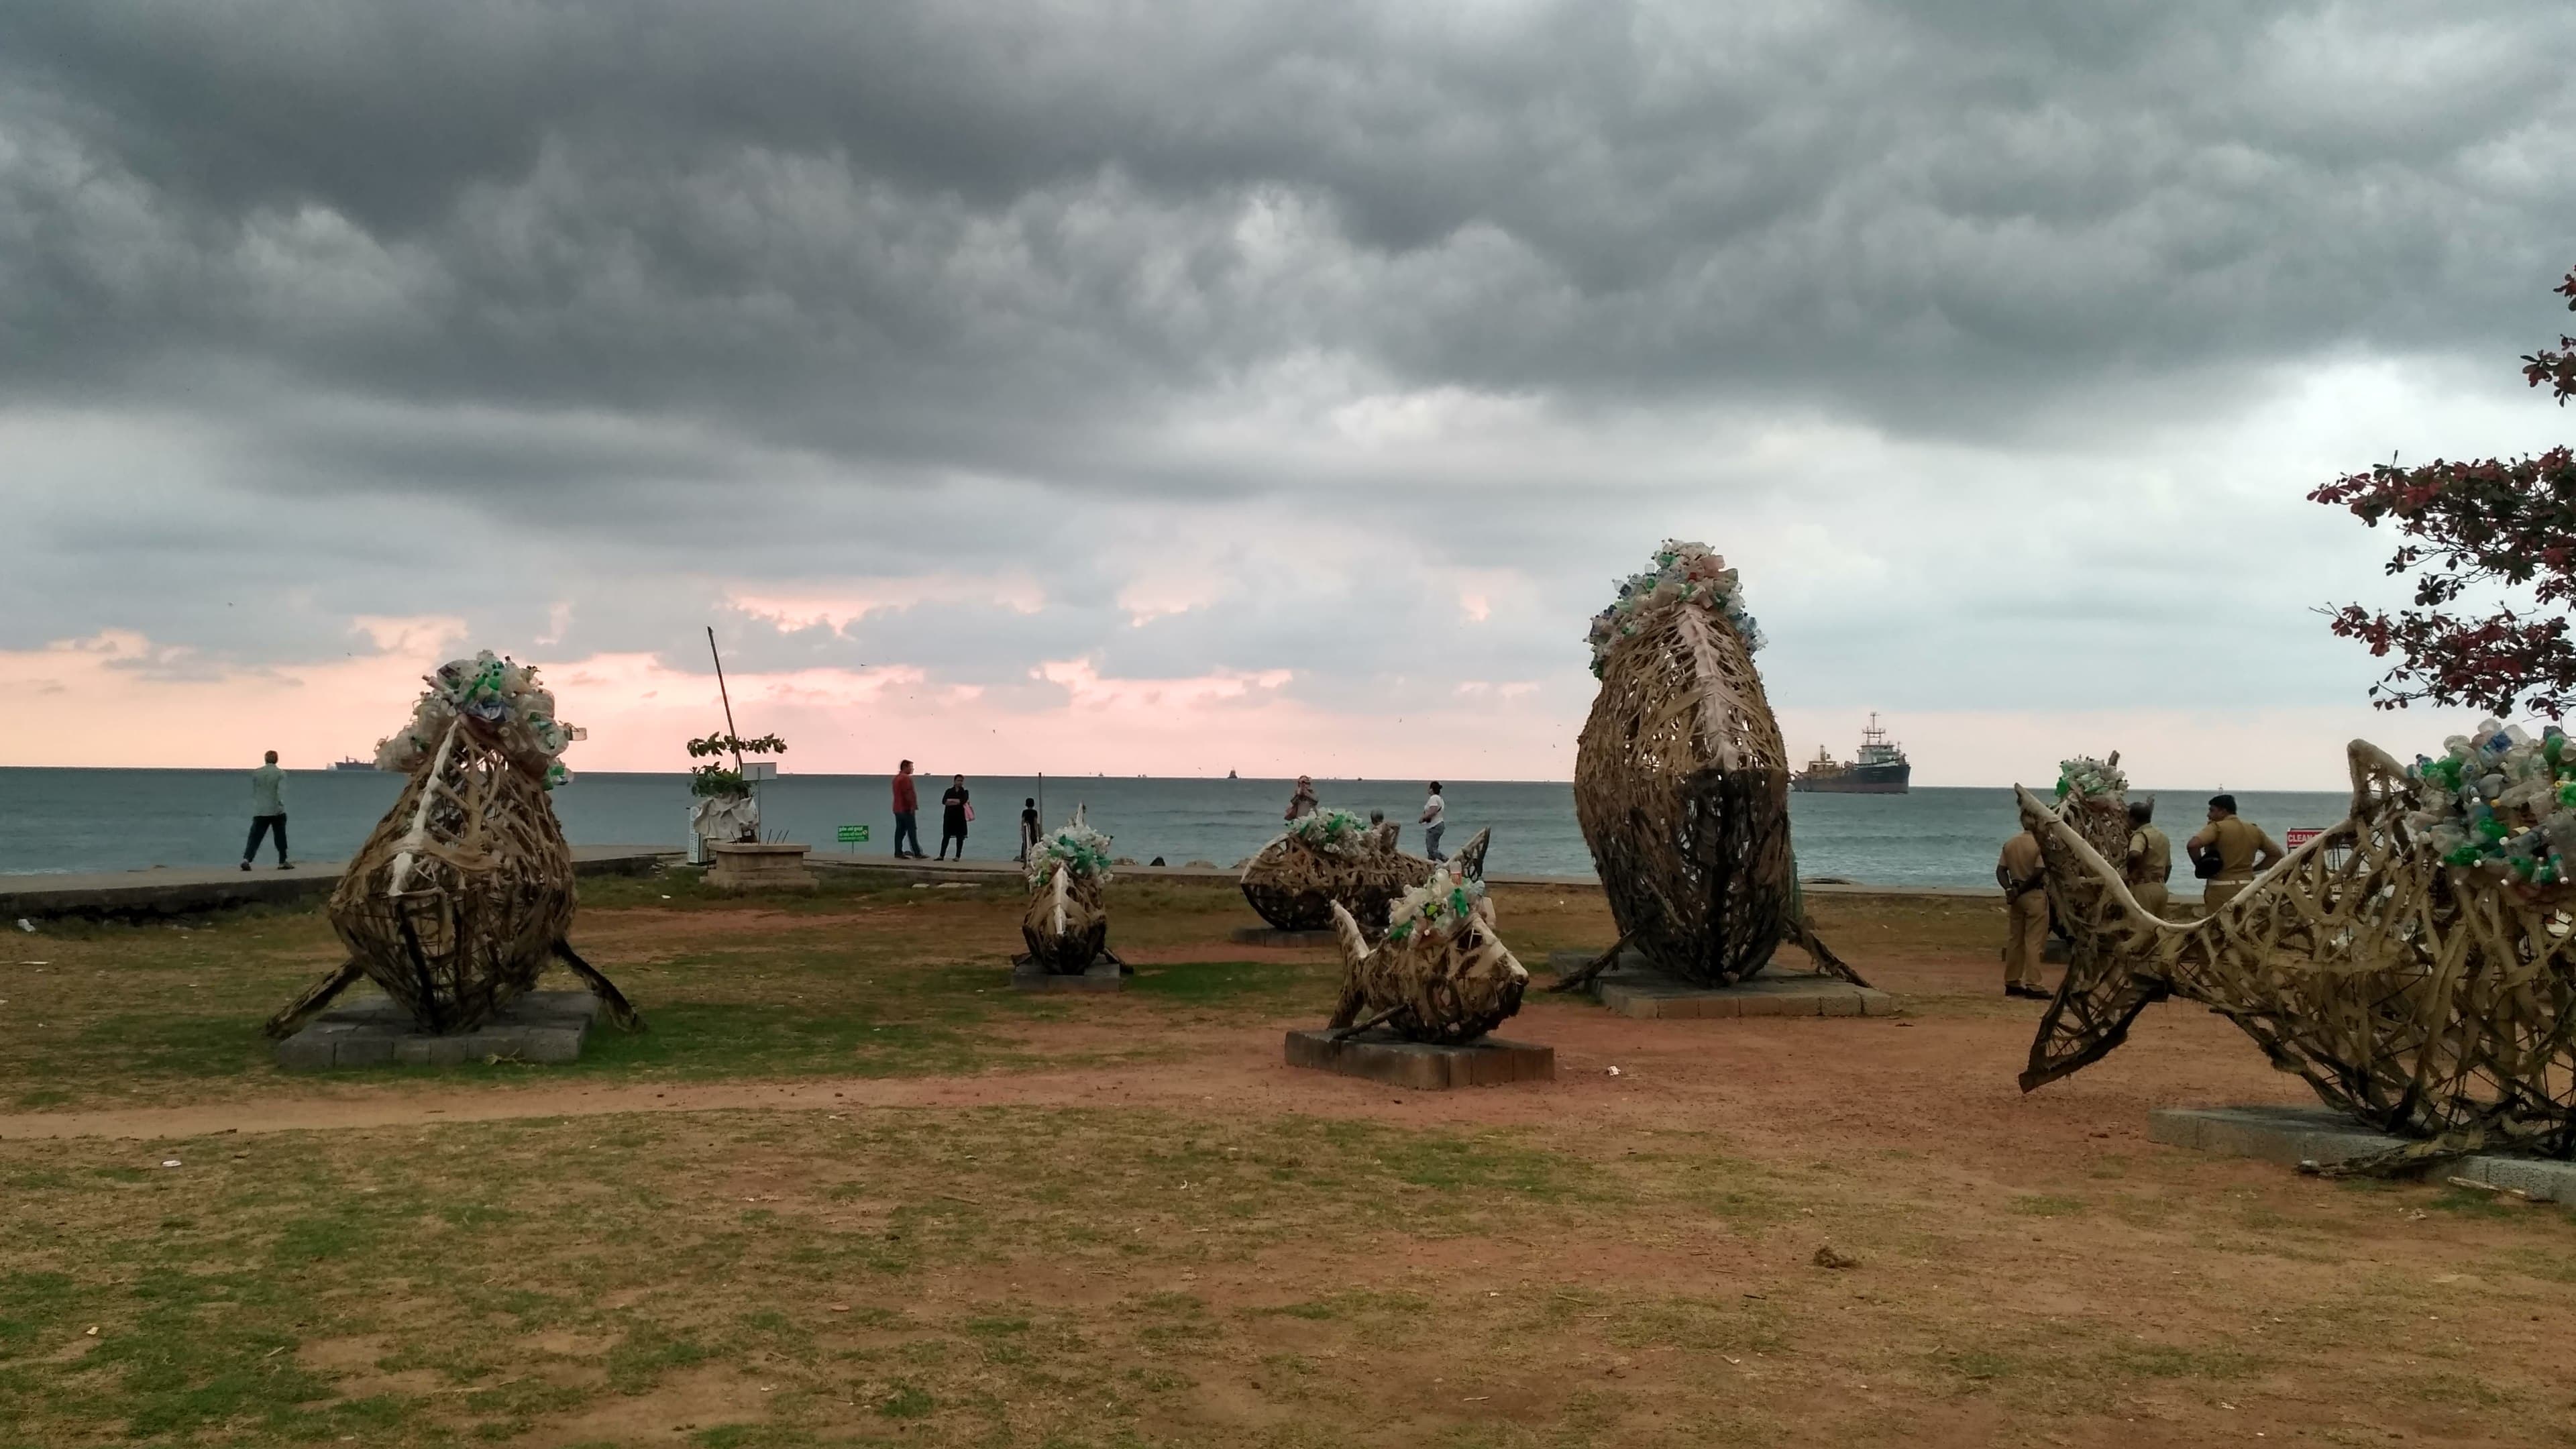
[265,653,642,1038]
[2021,738,2576,1169]
[1240,809,1491,938]
[1019,809,1122,973]
[1564,541,1861,990]
[1326,864,1528,1044]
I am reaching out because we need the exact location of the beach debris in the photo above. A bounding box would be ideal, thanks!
[1606,1065,1622,1077]
[2023,737,2576,1173]
[1585,539,1763,677]
[2406,719,2576,886]
[160,1159,181,1169]
[1325,864,1527,1044]
[373,651,582,789]
[1570,540,1862,989]
[1812,1244,1859,1269]
[13,920,31,933]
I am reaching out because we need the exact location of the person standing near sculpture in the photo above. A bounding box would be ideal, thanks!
[1996,820,2049,998]
[1419,782,1447,862]
[1284,775,1318,822]
[938,774,972,860]
[2125,797,2171,916]
[891,760,924,859]
[1018,797,1040,862]
[2187,794,2282,913]
[241,749,292,871]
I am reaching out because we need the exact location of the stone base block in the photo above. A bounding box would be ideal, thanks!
[1547,951,1894,1019]
[1012,959,1124,992]
[276,990,601,1071]
[2149,1105,2576,1201]
[1284,1028,1554,1090]
[1232,925,1340,947]
[706,842,816,891]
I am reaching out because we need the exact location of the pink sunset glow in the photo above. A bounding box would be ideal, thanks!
[0,621,2485,789]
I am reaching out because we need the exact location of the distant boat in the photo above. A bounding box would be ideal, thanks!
[1227,769,1238,780]
[1791,714,1911,794]
[331,757,376,772]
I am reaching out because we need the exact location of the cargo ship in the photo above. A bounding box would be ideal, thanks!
[1791,714,1911,794]
[330,757,376,771]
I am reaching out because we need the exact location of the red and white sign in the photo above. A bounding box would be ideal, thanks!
[2285,828,2322,849]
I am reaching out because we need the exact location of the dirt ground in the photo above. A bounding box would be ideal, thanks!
[1,882,2572,1447]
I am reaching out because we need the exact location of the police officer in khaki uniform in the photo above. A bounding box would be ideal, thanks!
[2125,797,2172,916]
[1996,822,2051,998]
[2186,794,2282,914]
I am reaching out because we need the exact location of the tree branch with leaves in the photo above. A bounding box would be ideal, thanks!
[2310,266,2576,716]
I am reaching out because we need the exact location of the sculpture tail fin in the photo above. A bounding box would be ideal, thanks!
[2014,783,2178,1091]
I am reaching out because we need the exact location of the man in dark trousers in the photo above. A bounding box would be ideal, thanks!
[241,749,292,871]
[891,759,924,859]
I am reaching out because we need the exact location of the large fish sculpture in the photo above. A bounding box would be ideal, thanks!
[2022,734,2576,1169]
[1566,541,1860,989]
[265,653,641,1038]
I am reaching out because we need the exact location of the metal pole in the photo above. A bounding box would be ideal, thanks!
[706,627,744,773]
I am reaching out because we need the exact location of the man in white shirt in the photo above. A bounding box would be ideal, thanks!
[1419,782,1447,862]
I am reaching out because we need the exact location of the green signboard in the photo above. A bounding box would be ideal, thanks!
[837,824,869,843]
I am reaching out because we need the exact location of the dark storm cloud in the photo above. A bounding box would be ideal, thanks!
[7,0,2572,460]
[4,0,2574,744]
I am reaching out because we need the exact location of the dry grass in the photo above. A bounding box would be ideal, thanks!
[3,877,2574,1445]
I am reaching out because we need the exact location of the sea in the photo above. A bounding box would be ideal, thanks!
[0,768,2357,890]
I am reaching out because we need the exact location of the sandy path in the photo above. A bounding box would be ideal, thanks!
[0,955,2312,1163]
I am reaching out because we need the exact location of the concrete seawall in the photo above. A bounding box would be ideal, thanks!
[1,845,682,921]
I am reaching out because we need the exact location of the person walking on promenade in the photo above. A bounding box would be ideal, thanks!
[938,774,972,860]
[1419,782,1448,862]
[2125,797,2172,917]
[891,760,924,859]
[2186,794,2282,914]
[1018,798,1040,862]
[1284,775,1318,822]
[1996,820,2049,999]
[241,749,292,871]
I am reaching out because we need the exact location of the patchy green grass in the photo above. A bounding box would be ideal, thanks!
[0,1106,1621,1447]
[0,876,1379,1107]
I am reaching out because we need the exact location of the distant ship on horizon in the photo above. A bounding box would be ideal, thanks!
[330,757,375,771]
[1791,714,1911,794]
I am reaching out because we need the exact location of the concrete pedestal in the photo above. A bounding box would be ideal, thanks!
[2149,1105,2576,1201]
[1231,925,1340,947]
[1012,959,1124,992]
[1285,1028,1554,1089]
[1548,950,1894,1020]
[276,991,601,1070]
[707,841,816,891]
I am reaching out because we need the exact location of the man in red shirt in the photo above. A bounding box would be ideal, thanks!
[892,759,923,859]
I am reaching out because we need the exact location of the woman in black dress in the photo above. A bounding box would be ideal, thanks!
[938,775,971,859]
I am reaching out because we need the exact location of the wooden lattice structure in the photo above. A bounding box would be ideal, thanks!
[265,712,641,1038]
[1241,823,1491,937]
[1569,578,1860,988]
[2022,741,2576,1169]
[1326,881,1528,1044]
[1020,855,1118,973]
[2045,757,2134,943]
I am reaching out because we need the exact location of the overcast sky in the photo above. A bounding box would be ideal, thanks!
[5,0,2573,786]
